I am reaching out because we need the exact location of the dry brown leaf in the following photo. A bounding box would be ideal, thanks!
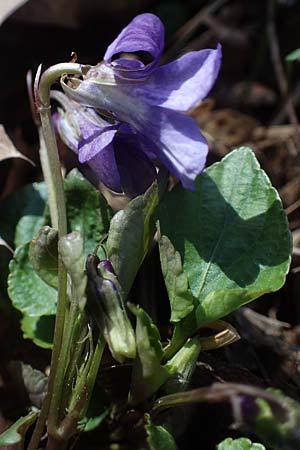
[9,0,144,28]
[231,82,277,107]
[0,0,28,25]
[192,107,258,148]
[0,125,34,165]
[12,0,81,28]
[0,235,13,253]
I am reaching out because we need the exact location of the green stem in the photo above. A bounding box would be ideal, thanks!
[45,263,68,427]
[46,435,68,450]
[58,335,105,440]
[28,63,82,450]
[39,63,82,107]
[48,292,79,431]
[38,63,82,235]
[150,387,213,416]
[39,107,67,235]
[38,127,59,230]
[27,396,51,450]
[61,317,88,413]
[27,265,68,450]
[85,335,106,404]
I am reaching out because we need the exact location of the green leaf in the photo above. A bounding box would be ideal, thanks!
[78,384,108,432]
[65,169,112,257]
[0,182,47,293]
[158,148,291,353]
[158,234,194,323]
[0,245,13,300]
[0,182,47,249]
[8,243,57,316]
[78,407,108,433]
[128,304,169,405]
[21,314,54,348]
[107,182,158,298]
[217,438,265,450]
[286,48,300,63]
[0,411,38,448]
[145,422,178,450]
[253,389,300,450]
[29,226,58,289]
[14,184,47,248]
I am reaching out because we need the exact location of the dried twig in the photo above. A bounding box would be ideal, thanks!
[267,0,300,147]
[271,83,300,125]
[162,0,229,62]
[285,198,300,215]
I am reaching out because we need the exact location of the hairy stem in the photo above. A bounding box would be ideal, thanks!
[28,63,83,450]
[37,63,82,234]
[57,336,105,440]
[27,265,67,450]
[61,317,88,413]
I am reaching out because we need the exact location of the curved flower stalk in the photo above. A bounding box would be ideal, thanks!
[57,13,221,194]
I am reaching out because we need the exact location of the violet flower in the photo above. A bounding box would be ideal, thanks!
[52,91,156,197]
[59,13,221,193]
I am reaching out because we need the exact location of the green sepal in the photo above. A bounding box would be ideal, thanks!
[29,226,58,289]
[158,234,194,323]
[164,336,201,393]
[128,304,169,405]
[58,231,87,310]
[107,182,158,299]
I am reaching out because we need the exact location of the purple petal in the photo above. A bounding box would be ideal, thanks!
[131,45,222,111]
[73,106,112,135]
[104,13,164,80]
[88,143,122,193]
[140,107,208,189]
[113,132,157,196]
[78,127,118,163]
[61,80,208,188]
[111,58,145,70]
[56,113,78,152]
[98,260,116,275]
[87,131,156,196]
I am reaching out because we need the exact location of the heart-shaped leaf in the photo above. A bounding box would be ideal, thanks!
[21,314,54,348]
[65,169,112,257]
[158,148,291,355]
[8,243,57,317]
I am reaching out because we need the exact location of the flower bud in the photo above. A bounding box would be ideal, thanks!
[86,254,136,363]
